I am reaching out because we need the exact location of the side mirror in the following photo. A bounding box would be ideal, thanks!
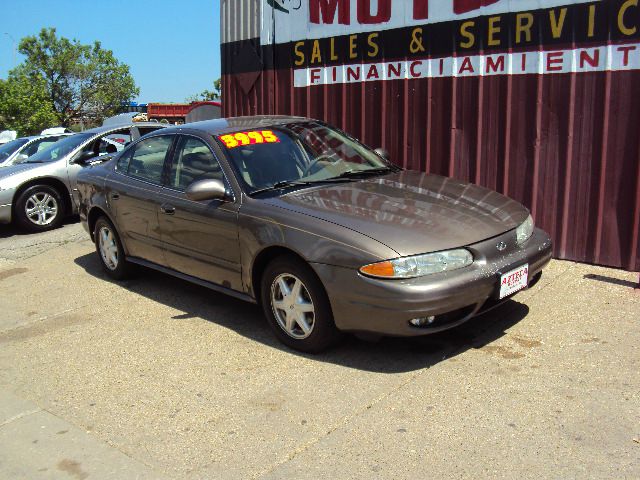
[185,179,228,202]
[374,148,390,161]
[92,153,114,164]
[73,150,98,164]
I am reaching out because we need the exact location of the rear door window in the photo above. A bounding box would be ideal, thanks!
[125,135,174,185]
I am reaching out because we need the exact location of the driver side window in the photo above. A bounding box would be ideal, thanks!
[168,136,223,191]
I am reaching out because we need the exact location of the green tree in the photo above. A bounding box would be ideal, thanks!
[0,73,59,136]
[187,78,222,102]
[16,28,139,127]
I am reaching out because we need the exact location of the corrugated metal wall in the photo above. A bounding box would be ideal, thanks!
[222,0,640,272]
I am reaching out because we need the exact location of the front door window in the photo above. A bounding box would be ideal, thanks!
[168,137,224,191]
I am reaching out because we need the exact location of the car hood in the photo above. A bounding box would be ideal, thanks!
[0,162,47,180]
[266,171,530,257]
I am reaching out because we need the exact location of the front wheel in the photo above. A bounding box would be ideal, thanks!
[261,256,341,353]
[94,217,130,280]
[14,185,64,232]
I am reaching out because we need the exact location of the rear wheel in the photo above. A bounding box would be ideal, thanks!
[94,217,130,280]
[261,256,341,353]
[14,185,64,232]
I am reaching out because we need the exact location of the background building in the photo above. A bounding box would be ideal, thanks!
[222,0,640,271]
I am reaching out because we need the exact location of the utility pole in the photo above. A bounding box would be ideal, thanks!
[4,33,16,68]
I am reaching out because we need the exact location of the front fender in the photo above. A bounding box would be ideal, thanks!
[237,199,398,296]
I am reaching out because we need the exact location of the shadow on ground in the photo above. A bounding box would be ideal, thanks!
[584,273,639,289]
[0,215,80,238]
[75,252,530,374]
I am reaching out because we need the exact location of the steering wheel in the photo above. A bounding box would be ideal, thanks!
[302,155,340,176]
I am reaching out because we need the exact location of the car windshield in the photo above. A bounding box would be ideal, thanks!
[0,138,29,161]
[215,122,396,194]
[22,133,90,163]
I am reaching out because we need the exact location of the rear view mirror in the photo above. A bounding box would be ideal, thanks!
[185,179,228,202]
[374,148,390,161]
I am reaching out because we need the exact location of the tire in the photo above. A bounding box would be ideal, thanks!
[94,217,130,280]
[260,256,341,353]
[14,185,65,232]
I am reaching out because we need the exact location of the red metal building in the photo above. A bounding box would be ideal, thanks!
[221,0,640,271]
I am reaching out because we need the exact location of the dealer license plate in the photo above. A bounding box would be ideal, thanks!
[499,264,529,299]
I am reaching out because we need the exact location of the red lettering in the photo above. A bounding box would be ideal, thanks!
[311,68,322,84]
[366,64,380,79]
[617,45,637,66]
[458,57,474,74]
[413,0,429,20]
[579,49,600,68]
[346,65,361,81]
[310,0,350,24]
[546,51,564,71]
[439,58,444,75]
[486,55,505,73]
[453,0,499,15]
[332,66,337,82]
[409,61,422,77]
[357,0,391,24]
[387,63,402,78]
[521,53,527,71]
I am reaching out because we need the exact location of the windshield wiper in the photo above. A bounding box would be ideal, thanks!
[333,166,398,179]
[249,178,351,196]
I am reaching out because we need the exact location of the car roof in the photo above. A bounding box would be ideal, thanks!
[159,116,312,136]
[25,133,75,140]
[81,122,166,135]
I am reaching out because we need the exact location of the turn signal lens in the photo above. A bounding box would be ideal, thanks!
[360,261,395,277]
[359,249,473,279]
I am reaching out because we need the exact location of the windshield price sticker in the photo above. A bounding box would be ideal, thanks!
[218,130,280,149]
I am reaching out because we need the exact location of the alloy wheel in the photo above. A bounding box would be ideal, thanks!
[24,192,58,226]
[270,273,316,339]
[98,226,119,270]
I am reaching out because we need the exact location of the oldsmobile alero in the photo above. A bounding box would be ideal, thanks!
[77,116,552,352]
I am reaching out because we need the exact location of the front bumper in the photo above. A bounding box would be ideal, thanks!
[0,187,15,224]
[0,203,11,224]
[312,227,552,336]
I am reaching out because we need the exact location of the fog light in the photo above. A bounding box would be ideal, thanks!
[409,315,436,327]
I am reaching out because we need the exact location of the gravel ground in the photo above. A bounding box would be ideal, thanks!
[0,220,638,479]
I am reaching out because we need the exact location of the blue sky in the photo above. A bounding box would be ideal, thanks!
[0,0,221,103]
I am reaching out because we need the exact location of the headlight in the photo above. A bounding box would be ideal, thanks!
[516,214,534,245]
[360,249,473,279]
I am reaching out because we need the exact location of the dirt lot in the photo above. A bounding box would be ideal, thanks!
[0,221,638,479]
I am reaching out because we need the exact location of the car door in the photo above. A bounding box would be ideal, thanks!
[107,134,175,265]
[156,134,242,291]
[67,128,133,207]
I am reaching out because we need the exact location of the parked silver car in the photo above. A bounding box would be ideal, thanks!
[0,123,165,231]
[0,134,74,167]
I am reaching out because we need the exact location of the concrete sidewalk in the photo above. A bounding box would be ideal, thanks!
[0,223,638,479]
[0,390,166,479]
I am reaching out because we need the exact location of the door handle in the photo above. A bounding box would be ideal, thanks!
[110,192,120,200]
[160,204,175,215]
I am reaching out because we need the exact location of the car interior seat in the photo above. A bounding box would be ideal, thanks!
[179,151,221,188]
